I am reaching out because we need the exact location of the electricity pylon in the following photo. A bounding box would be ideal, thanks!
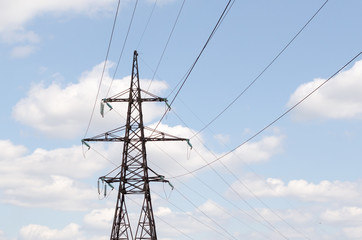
[82,50,189,240]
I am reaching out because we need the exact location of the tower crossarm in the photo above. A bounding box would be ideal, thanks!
[103,97,167,102]
[82,126,190,144]
[104,88,168,103]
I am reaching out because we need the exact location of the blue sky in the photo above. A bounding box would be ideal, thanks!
[1,0,362,239]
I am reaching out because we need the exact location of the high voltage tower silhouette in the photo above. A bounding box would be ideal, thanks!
[82,50,190,240]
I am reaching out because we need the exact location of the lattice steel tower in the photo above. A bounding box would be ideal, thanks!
[82,50,188,240]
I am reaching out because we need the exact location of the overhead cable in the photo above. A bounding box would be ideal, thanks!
[152,191,237,240]
[150,143,275,239]
[173,188,238,240]
[105,0,139,97]
[167,104,309,239]
[127,194,196,240]
[169,51,362,178]
[136,0,158,49]
[83,0,121,138]
[146,0,186,91]
[151,0,235,134]
[191,0,329,139]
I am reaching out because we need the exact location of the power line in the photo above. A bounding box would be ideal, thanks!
[146,0,186,91]
[181,145,290,240]
[127,193,196,240]
[105,0,139,98]
[153,146,278,239]
[150,0,235,135]
[83,0,121,138]
[168,0,235,106]
[191,0,329,139]
[169,51,362,178]
[173,188,238,240]
[219,160,311,240]
[152,191,237,240]
[167,104,309,239]
[136,0,158,50]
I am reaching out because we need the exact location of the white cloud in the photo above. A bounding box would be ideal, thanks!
[223,135,284,167]
[343,226,362,239]
[0,230,10,240]
[322,207,362,223]
[1,29,40,44]
[152,206,217,238]
[144,131,285,179]
[12,61,168,138]
[197,200,228,219]
[0,140,110,210]
[0,140,28,159]
[155,206,172,217]
[3,175,96,211]
[10,45,36,58]
[0,0,116,34]
[287,60,362,120]
[83,208,114,230]
[0,0,118,57]
[227,176,362,204]
[257,208,313,224]
[0,143,105,180]
[213,134,230,145]
[19,224,84,240]
[144,123,216,178]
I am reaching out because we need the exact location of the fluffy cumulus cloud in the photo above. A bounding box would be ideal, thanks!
[142,125,284,178]
[12,61,168,138]
[343,226,362,239]
[197,200,229,219]
[152,205,223,238]
[227,176,362,204]
[322,207,362,223]
[10,45,37,58]
[0,0,118,57]
[221,135,284,169]
[0,139,28,159]
[287,60,362,120]
[0,0,116,36]
[0,139,110,210]
[0,231,9,240]
[82,202,234,239]
[19,224,83,240]
[83,208,114,230]
[142,124,279,179]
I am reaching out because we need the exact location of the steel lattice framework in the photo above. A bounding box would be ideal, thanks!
[83,50,188,240]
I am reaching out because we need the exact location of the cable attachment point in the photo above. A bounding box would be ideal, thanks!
[98,176,114,197]
[164,98,171,111]
[159,175,174,190]
[186,139,193,150]
[100,99,113,117]
[81,139,91,150]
